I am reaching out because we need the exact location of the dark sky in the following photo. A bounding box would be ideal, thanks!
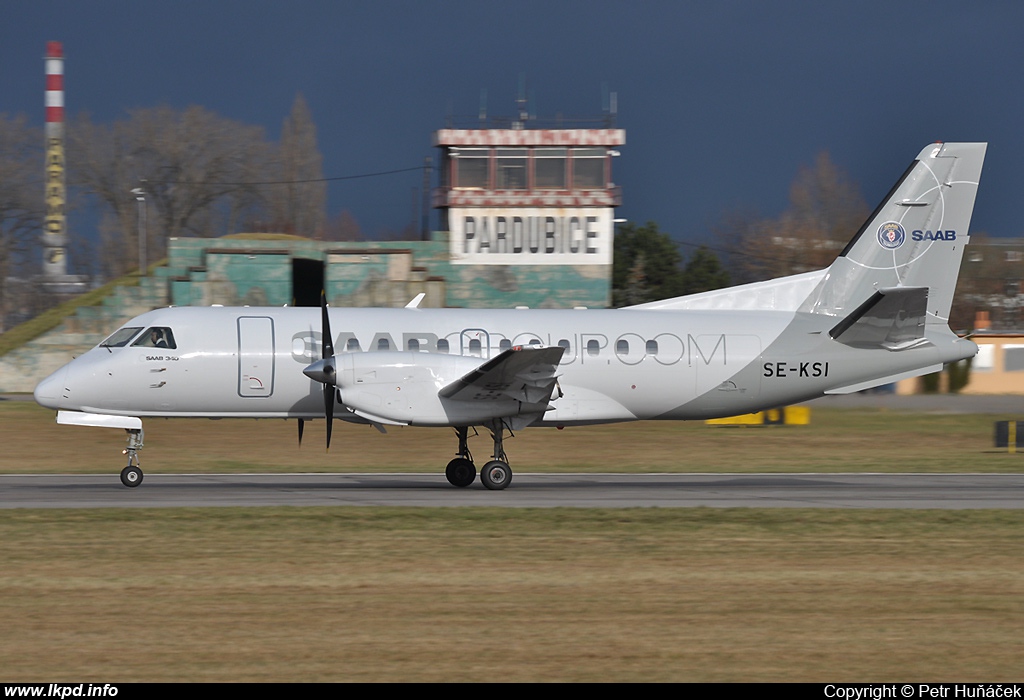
[3,0,1022,244]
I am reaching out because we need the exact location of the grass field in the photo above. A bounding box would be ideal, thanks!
[1,508,1022,682]
[2,401,1022,681]
[2,400,1022,474]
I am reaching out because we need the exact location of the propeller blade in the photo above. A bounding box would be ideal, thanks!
[321,291,335,451]
[321,291,334,359]
[324,385,334,451]
[298,418,304,446]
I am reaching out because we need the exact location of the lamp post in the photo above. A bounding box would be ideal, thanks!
[130,188,146,275]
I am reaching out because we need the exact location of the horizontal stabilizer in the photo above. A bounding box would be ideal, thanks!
[439,345,564,404]
[824,364,943,394]
[829,287,929,350]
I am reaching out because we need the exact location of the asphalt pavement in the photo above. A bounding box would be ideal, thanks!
[2,473,1022,509]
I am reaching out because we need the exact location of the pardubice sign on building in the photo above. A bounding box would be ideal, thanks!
[434,128,624,267]
[449,207,612,265]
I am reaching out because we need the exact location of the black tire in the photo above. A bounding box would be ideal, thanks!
[480,460,512,490]
[120,465,143,488]
[445,457,476,488]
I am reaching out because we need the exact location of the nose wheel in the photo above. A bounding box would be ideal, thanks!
[119,428,145,488]
[120,465,143,487]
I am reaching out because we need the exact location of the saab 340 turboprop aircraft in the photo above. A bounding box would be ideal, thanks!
[34,142,986,490]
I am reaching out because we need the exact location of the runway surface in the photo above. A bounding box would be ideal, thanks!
[2,473,1022,509]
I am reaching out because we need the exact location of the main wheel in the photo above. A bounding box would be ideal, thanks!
[480,460,512,490]
[445,457,477,488]
[120,465,143,488]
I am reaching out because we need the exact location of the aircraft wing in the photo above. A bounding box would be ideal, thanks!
[439,345,564,404]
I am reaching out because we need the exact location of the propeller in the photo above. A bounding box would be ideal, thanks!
[321,291,335,450]
[301,291,338,450]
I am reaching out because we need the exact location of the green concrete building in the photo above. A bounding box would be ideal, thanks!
[165,231,610,310]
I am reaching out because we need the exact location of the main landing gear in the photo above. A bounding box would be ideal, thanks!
[445,426,477,487]
[444,422,514,490]
[119,428,145,487]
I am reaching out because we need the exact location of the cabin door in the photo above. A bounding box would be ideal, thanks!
[238,316,276,398]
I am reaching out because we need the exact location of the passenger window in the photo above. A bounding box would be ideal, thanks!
[499,339,512,352]
[437,338,450,354]
[133,327,176,350]
[346,338,361,351]
[408,338,421,352]
[586,339,600,356]
[646,339,659,355]
[616,339,629,355]
[377,338,390,351]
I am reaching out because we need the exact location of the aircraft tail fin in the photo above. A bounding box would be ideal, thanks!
[801,142,986,327]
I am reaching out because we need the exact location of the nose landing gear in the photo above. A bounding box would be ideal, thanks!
[119,428,145,487]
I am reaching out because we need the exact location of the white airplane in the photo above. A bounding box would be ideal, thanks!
[34,142,986,490]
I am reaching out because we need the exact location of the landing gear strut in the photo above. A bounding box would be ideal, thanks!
[120,428,145,487]
[445,426,476,487]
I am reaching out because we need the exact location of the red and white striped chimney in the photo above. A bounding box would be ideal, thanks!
[43,40,67,278]
[45,41,64,125]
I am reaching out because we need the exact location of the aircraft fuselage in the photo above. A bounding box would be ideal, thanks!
[34,304,972,427]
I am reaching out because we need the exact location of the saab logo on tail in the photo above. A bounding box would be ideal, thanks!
[912,230,957,241]
[877,222,906,249]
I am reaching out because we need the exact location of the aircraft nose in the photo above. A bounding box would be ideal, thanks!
[34,365,68,409]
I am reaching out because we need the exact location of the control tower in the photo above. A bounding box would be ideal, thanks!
[433,118,624,305]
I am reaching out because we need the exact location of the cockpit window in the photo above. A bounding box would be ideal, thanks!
[100,327,143,348]
[132,327,177,350]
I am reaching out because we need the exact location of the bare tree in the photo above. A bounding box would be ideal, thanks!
[781,151,869,269]
[712,210,788,284]
[267,94,326,237]
[69,106,274,274]
[324,209,364,242]
[0,114,44,330]
[719,151,868,283]
[951,234,1024,332]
